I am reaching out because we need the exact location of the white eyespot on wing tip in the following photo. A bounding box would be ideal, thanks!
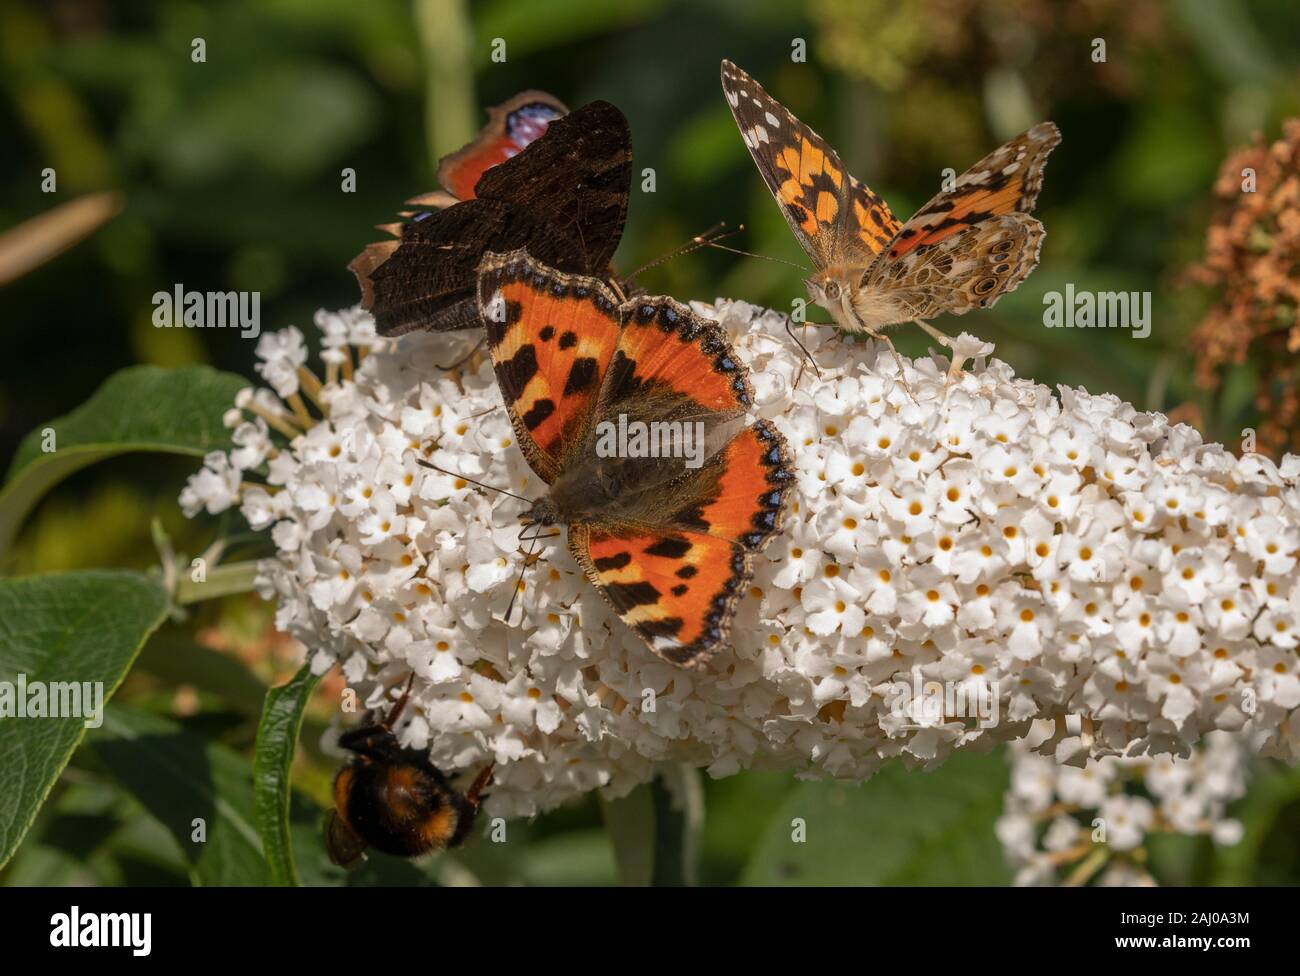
[764,111,780,128]
[751,125,769,144]
[726,89,740,107]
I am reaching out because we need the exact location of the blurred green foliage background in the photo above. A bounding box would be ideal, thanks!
[3,0,1300,885]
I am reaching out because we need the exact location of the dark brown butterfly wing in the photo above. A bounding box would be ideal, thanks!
[475,100,631,276]
[358,101,632,337]
[437,90,568,201]
[367,201,556,336]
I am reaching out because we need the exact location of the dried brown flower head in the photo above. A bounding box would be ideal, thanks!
[1186,119,1300,457]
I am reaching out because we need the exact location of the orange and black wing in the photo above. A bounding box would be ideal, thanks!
[600,294,756,420]
[721,59,901,271]
[477,250,624,483]
[569,420,791,667]
[569,292,792,666]
[571,526,747,666]
[881,121,1060,261]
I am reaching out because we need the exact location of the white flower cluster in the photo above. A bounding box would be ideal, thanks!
[997,722,1249,886]
[181,299,1300,818]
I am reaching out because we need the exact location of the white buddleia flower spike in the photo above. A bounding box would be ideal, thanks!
[998,722,1249,885]
[183,301,1300,818]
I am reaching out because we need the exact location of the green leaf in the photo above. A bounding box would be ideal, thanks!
[741,751,1013,885]
[253,664,323,886]
[90,704,269,885]
[699,770,796,882]
[0,365,246,556]
[0,570,168,868]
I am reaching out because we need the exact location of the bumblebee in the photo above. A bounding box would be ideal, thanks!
[326,679,494,867]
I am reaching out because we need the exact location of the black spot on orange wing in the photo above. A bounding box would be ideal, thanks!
[496,342,540,402]
[570,525,754,667]
[645,536,692,559]
[563,357,598,395]
[520,398,556,430]
[593,551,631,571]
[478,251,624,483]
[600,298,754,420]
[605,580,662,608]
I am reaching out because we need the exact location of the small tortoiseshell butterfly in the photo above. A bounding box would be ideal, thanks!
[721,60,1059,353]
[475,249,793,667]
[352,99,631,337]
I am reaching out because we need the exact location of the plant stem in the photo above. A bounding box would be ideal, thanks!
[175,560,261,604]
[414,0,476,174]
[651,764,703,886]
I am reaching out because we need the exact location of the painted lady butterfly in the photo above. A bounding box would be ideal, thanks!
[474,249,793,667]
[352,98,631,337]
[721,60,1059,356]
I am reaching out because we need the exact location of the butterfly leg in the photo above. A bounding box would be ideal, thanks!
[863,327,915,400]
[912,319,953,348]
[434,337,486,372]
[911,319,966,385]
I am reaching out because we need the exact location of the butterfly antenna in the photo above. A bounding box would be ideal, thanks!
[699,239,811,272]
[416,459,531,503]
[786,316,822,380]
[626,222,741,280]
[502,528,541,626]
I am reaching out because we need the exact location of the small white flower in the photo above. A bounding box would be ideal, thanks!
[254,326,308,398]
[179,451,241,517]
